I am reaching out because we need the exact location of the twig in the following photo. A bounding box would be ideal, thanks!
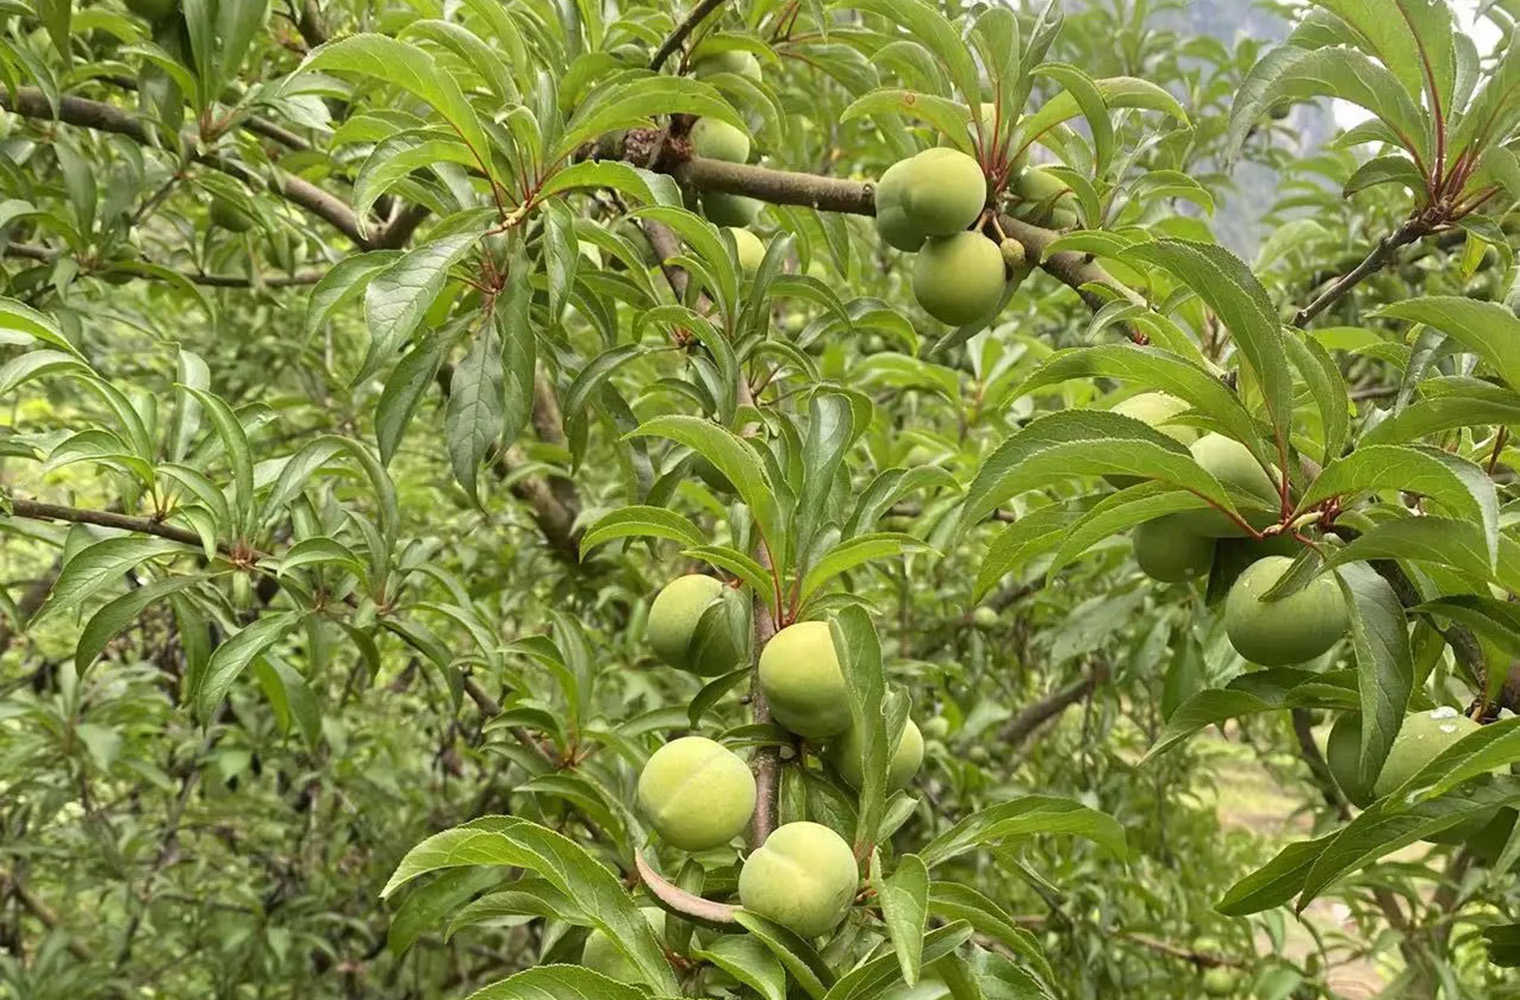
[650,0,729,72]
[997,660,1108,745]
[1292,216,1430,327]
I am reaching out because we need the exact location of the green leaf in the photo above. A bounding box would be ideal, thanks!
[383,820,679,994]
[927,883,1053,984]
[732,911,834,1000]
[387,867,507,958]
[1374,297,1520,392]
[1034,63,1113,174]
[960,410,1245,531]
[305,250,403,337]
[690,935,787,1000]
[0,349,88,399]
[557,75,745,161]
[1342,154,1426,197]
[446,322,504,501]
[840,89,975,142]
[801,533,928,601]
[302,35,491,176]
[1360,376,1520,446]
[75,575,200,675]
[1312,0,1454,115]
[972,501,1087,600]
[581,506,705,553]
[836,0,981,107]
[376,336,443,466]
[361,233,478,385]
[1120,239,1293,448]
[537,161,682,207]
[1326,516,1494,583]
[1299,446,1497,562]
[184,388,255,536]
[1019,75,1189,143]
[825,923,973,1000]
[32,537,189,628]
[874,852,929,985]
[1215,834,1337,916]
[460,965,650,1000]
[919,796,1126,868]
[193,611,302,718]
[832,607,890,850]
[1335,562,1413,794]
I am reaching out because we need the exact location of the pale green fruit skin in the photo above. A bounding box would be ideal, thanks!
[739,821,858,937]
[874,159,926,252]
[1327,713,1375,808]
[1373,709,1482,798]
[1105,392,1197,487]
[912,232,1005,326]
[1013,167,1077,228]
[827,719,924,790]
[971,606,998,628]
[692,50,762,81]
[1132,515,1214,583]
[758,621,850,738]
[647,574,723,672]
[1200,967,1239,997]
[701,190,763,227]
[727,227,766,275]
[582,908,663,981]
[1178,433,1280,536]
[899,148,987,237]
[1223,556,1347,666]
[690,117,751,163]
[637,736,756,851]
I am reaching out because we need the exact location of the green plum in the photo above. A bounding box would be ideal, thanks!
[701,190,763,227]
[210,197,255,233]
[690,117,750,163]
[758,621,850,738]
[581,907,664,982]
[647,574,737,675]
[1326,713,1375,808]
[738,821,858,937]
[726,227,766,275]
[637,736,756,851]
[692,50,762,82]
[1012,167,1077,228]
[1133,515,1214,583]
[1179,433,1280,536]
[826,718,924,790]
[1223,556,1347,665]
[911,232,1005,326]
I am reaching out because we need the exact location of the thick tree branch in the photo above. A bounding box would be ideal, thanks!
[6,499,233,553]
[0,89,372,248]
[650,0,728,72]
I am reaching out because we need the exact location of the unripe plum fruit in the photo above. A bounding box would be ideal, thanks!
[726,227,766,275]
[1013,167,1078,228]
[692,50,762,82]
[1179,433,1280,536]
[690,118,751,163]
[1373,707,1481,798]
[647,574,737,675]
[971,606,998,628]
[897,148,987,236]
[1200,967,1240,997]
[581,907,664,981]
[701,190,763,227]
[912,232,1006,326]
[738,821,858,937]
[637,736,756,851]
[1326,712,1375,808]
[758,621,851,738]
[210,197,255,233]
[1132,515,1214,583]
[1223,556,1347,665]
[1105,391,1199,487]
[873,158,926,252]
[826,718,924,790]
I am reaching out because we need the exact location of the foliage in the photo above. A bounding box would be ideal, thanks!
[2,1,1520,999]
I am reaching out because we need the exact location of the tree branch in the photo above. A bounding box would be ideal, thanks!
[6,498,233,554]
[1292,216,1431,327]
[650,0,728,72]
[0,89,372,248]
[997,660,1107,746]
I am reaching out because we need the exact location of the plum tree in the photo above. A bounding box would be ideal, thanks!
[647,574,737,675]
[738,821,858,937]
[637,736,756,851]
[1132,515,1214,583]
[757,620,851,738]
[690,117,750,163]
[1223,557,1347,665]
[582,908,665,982]
[1326,713,1376,808]
[912,232,1005,326]
[1179,434,1280,536]
[726,227,766,275]
[826,718,924,790]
